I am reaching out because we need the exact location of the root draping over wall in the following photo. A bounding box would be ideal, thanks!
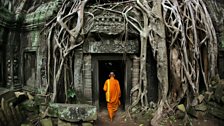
[44,0,218,125]
[45,0,88,102]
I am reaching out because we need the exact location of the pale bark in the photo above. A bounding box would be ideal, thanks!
[46,0,88,102]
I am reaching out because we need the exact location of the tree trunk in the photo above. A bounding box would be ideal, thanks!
[151,0,169,125]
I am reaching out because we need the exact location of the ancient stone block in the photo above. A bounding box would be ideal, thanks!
[83,39,139,54]
[195,103,207,112]
[40,118,53,126]
[21,123,33,126]
[48,103,97,122]
[207,102,224,120]
[58,119,72,126]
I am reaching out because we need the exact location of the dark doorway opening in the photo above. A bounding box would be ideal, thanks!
[0,45,6,87]
[0,50,3,87]
[98,60,125,111]
[23,52,37,87]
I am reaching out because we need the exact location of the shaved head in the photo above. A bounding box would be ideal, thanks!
[109,72,115,77]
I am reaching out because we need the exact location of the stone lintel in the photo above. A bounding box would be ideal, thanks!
[83,39,139,54]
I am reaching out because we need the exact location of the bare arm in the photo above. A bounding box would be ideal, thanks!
[117,80,121,97]
[103,80,108,92]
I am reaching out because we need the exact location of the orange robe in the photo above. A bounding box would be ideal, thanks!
[103,77,121,121]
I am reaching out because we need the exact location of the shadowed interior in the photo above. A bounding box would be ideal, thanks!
[98,60,125,111]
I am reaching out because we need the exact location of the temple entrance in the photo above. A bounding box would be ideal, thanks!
[92,55,132,111]
[98,60,125,111]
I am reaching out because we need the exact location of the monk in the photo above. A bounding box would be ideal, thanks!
[103,72,121,121]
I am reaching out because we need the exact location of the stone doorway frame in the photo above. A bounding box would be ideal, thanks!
[92,55,132,111]
[21,48,37,88]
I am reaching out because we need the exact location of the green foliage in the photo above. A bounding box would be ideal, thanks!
[67,88,76,98]
[67,88,77,103]
[35,87,45,94]
[220,35,224,48]
[222,40,224,48]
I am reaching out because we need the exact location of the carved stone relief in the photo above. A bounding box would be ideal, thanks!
[13,59,19,84]
[83,55,92,104]
[13,41,20,88]
[7,59,12,87]
[90,12,125,35]
[83,38,139,54]
[40,57,47,87]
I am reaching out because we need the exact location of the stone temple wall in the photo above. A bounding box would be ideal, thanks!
[0,0,62,90]
[0,0,223,107]
[0,0,141,105]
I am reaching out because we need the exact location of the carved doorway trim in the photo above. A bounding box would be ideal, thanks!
[92,54,132,111]
[21,47,37,89]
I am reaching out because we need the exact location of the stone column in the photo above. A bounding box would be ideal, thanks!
[73,48,83,95]
[83,54,92,104]
[5,30,21,89]
[6,31,15,89]
[33,30,41,90]
[12,31,21,89]
[131,56,140,104]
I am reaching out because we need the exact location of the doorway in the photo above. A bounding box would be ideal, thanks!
[0,46,5,87]
[23,51,37,87]
[98,60,125,111]
[92,55,132,111]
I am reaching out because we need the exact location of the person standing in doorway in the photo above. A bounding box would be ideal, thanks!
[103,72,121,121]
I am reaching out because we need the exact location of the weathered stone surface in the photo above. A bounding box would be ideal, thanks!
[187,107,197,118]
[207,102,224,120]
[187,107,206,119]
[198,95,205,103]
[24,1,60,26]
[90,12,125,35]
[0,88,10,96]
[48,103,97,122]
[82,122,93,126]
[195,103,207,112]
[0,90,16,101]
[40,118,53,126]
[83,39,139,54]
[215,84,224,102]
[175,110,185,119]
[19,100,37,112]
[58,119,72,126]
[21,123,33,126]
